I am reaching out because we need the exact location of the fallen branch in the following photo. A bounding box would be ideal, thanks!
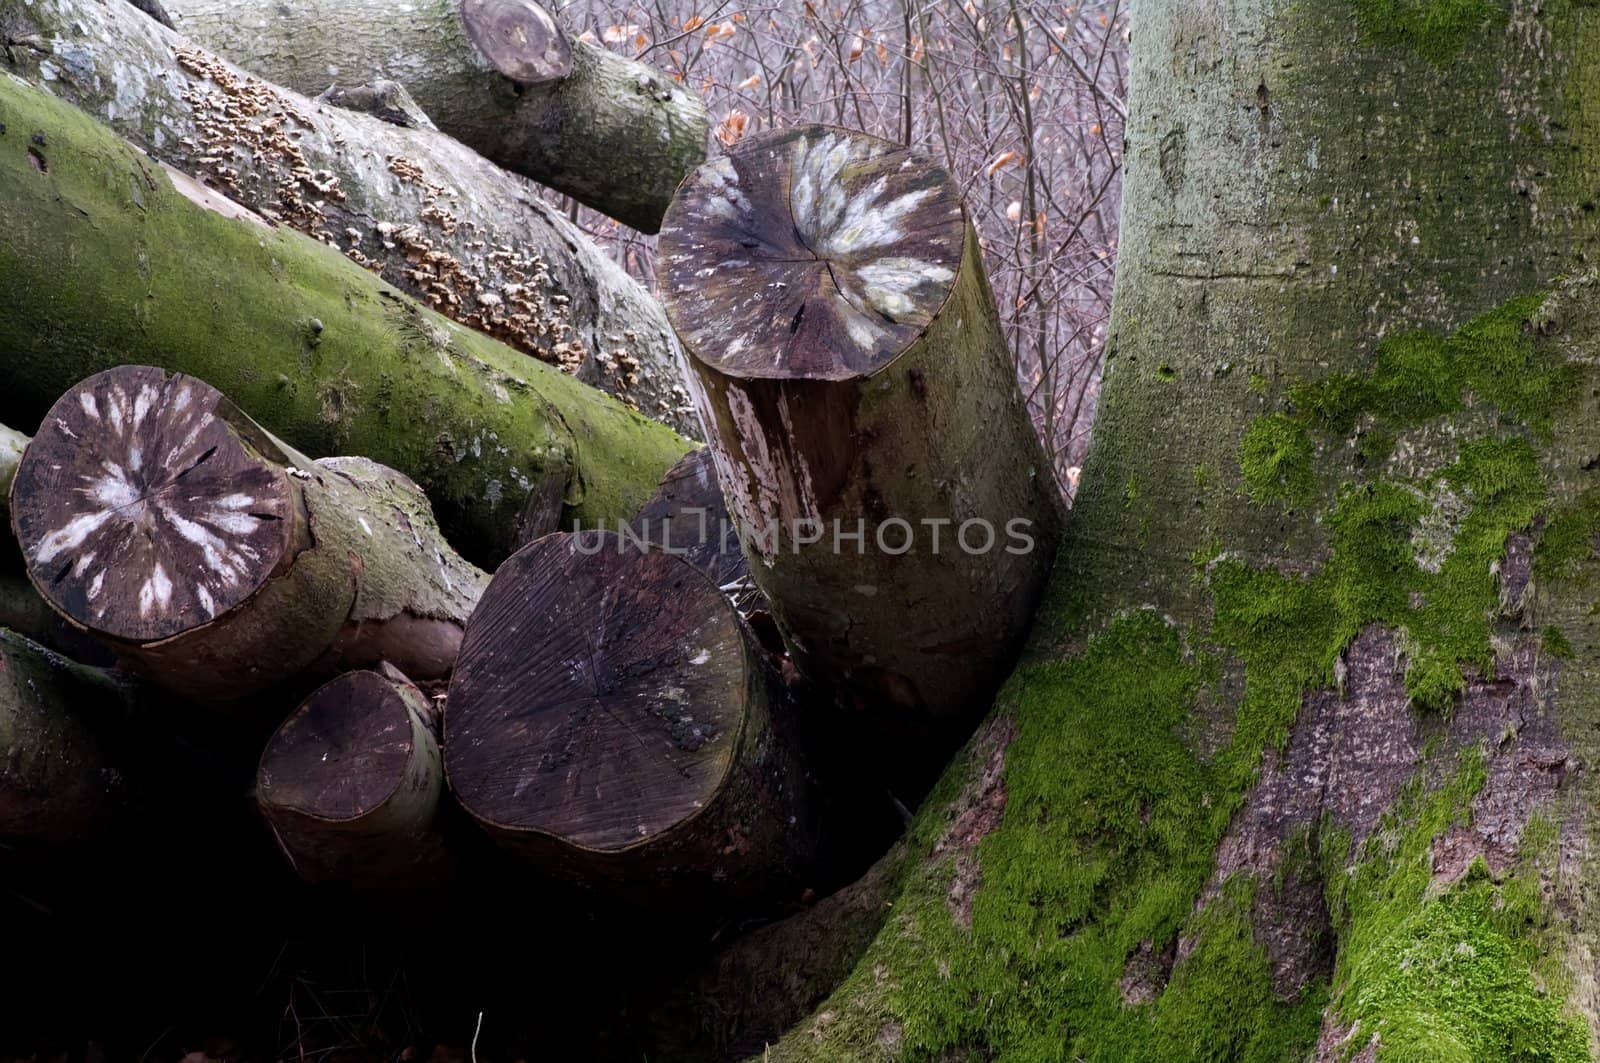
[165,0,710,232]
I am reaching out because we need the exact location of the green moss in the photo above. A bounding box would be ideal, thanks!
[1534,487,1600,582]
[1287,295,1572,440]
[1541,626,1576,659]
[867,611,1322,1062]
[1240,414,1316,504]
[1350,0,1507,64]
[1326,750,1588,1061]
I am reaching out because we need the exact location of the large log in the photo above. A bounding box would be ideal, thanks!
[0,628,132,842]
[0,0,696,434]
[9,367,488,701]
[444,532,817,908]
[0,74,688,567]
[163,0,710,233]
[658,126,1065,734]
[257,666,451,891]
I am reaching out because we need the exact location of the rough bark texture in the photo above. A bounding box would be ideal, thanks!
[0,0,695,433]
[0,628,132,842]
[257,666,451,891]
[444,532,817,909]
[754,2,1600,1060]
[163,0,710,233]
[0,73,688,568]
[659,126,1064,746]
[10,367,488,700]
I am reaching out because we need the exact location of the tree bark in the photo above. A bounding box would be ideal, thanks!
[0,0,696,435]
[10,366,488,701]
[257,665,451,891]
[0,628,133,842]
[658,125,1064,743]
[162,0,710,233]
[633,447,763,615]
[0,73,688,568]
[444,531,817,910]
[759,3,1600,1060]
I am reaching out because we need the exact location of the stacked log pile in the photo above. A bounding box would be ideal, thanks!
[0,4,1060,1030]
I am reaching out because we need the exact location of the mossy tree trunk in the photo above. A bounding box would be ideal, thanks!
[755,2,1600,1060]
[0,74,688,568]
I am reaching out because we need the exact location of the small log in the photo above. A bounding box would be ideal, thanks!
[164,0,710,232]
[658,125,1065,729]
[444,532,817,908]
[9,366,487,700]
[0,0,696,433]
[0,628,132,842]
[0,73,690,567]
[257,666,450,890]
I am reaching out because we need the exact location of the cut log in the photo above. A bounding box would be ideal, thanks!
[658,125,1065,731]
[0,74,689,567]
[9,367,488,701]
[163,0,710,233]
[257,665,451,891]
[0,629,132,842]
[0,0,696,434]
[444,532,817,908]
[633,448,763,615]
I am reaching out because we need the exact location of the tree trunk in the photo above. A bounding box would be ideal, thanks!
[756,3,1600,1060]
[162,0,710,234]
[443,531,818,910]
[9,366,487,701]
[658,125,1064,745]
[257,665,451,891]
[0,74,688,568]
[0,628,133,842]
[0,0,696,435]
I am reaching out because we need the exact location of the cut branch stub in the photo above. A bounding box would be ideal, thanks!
[10,365,301,643]
[460,0,572,84]
[257,666,450,890]
[660,125,965,381]
[658,125,1064,761]
[445,532,816,906]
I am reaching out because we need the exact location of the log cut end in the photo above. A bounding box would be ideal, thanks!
[658,125,965,381]
[257,670,429,824]
[10,366,296,643]
[445,532,748,852]
[460,0,573,84]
